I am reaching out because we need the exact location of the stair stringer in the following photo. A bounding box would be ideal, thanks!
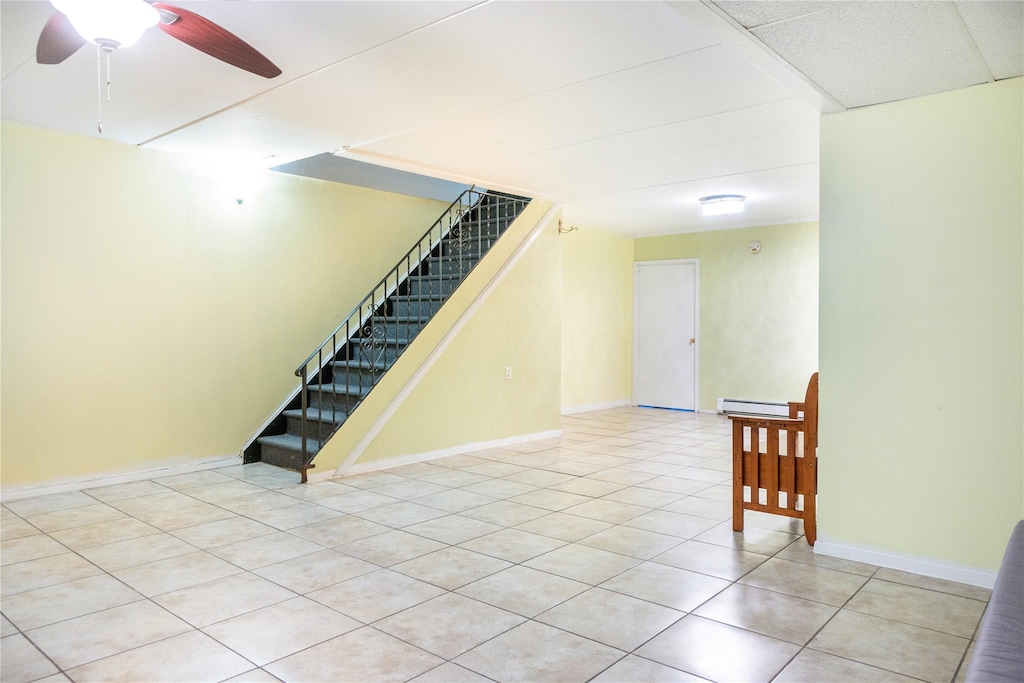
[310,200,561,478]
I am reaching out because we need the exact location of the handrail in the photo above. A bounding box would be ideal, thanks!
[295,186,477,376]
[288,188,530,479]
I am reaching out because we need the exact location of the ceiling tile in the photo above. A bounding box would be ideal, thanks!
[954,0,1024,80]
[359,45,796,180]
[751,1,991,108]
[711,1,842,29]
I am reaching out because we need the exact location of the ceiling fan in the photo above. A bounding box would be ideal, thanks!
[36,0,281,79]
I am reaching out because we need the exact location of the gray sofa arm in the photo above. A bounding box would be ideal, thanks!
[966,520,1024,682]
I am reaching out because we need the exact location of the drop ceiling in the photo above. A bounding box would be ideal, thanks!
[2,1,1021,237]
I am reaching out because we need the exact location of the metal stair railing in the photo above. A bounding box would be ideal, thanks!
[293,187,529,480]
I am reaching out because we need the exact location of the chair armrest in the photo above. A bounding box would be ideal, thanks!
[728,415,803,429]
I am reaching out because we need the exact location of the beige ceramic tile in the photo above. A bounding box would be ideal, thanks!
[873,567,993,602]
[692,521,799,556]
[4,491,96,517]
[636,615,800,683]
[1,535,68,566]
[776,537,878,576]
[460,500,551,526]
[1,633,60,683]
[1,574,143,631]
[49,518,160,551]
[155,573,296,627]
[662,496,732,521]
[112,550,242,597]
[369,479,450,501]
[622,510,720,539]
[276,480,357,501]
[354,501,450,528]
[578,526,683,560]
[315,489,399,513]
[810,609,969,683]
[66,630,251,682]
[114,496,235,531]
[549,478,629,497]
[845,578,986,638]
[308,569,445,623]
[955,639,976,683]
[500,469,576,488]
[78,532,196,571]
[413,489,498,513]
[254,549,377,593]
[24,504,127,533]
[464,462,529,478]
[1,518,42,540]
[523,543,640,585]
[585,468,659,486]
[220,669,284,683]
[377,592,525,659]
[603,483,689,505]
[458,528,566,563]
[741,509,804,535]
[740,558,870,606]
[562,499,650,524]
[454,621,624,683]
[1,553,103,595]
[456,565,589,618]
[694,583,837,645]
[591,654,708,682]
[286,514,389,547]
[337,530,446,566]
[26,600,190,670]
[600,561,730,612]
[334,471,408,489]
[403,515,503,545]
[514,511,613,542]
[214,490,302,516]
[392,547,512,590]
[775,648,922,683]
[1,614,17,637]
[654,540,770,580]
[203,597,361,666]
[418,469,492,489]
[82,480,169,503]
[409,662,493,682]
[181,480,266,504]
[169,516,278,549]
[507,489,592,511]
[155,470,234,490]
[264,626,442,683]
[244,500,343,531]
[209,531,322,570]
[537,587,684,651]
[386,463,451,479]
[461,479,538,500]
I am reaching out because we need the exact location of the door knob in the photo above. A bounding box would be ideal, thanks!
[689,338,695,345]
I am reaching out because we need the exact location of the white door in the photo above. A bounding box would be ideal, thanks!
[633,260,698,411]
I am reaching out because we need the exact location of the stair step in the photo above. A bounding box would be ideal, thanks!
[282,407,348,438]
[423,255,482,276]
[334,358,394,384]
[257,433,317,470]
[407,274,463,297]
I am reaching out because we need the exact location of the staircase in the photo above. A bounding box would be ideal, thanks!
[245,189,530,478]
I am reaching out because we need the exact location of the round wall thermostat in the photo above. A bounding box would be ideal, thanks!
[749,240,762,254]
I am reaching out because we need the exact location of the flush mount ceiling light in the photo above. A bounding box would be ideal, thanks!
[699,194,746,216]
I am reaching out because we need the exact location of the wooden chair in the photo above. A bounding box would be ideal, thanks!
[730,373,818,545]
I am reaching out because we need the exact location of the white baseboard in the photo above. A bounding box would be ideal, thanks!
[815,537,998,589]
[1,455,240,502]
[342,429,563,476]
[561,400,630,415]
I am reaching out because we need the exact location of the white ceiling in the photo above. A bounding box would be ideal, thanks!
[2,1,1021,237]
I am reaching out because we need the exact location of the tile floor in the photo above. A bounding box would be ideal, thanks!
[1,408,990,682]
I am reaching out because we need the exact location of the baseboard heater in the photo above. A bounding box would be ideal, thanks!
[717,397,789,418]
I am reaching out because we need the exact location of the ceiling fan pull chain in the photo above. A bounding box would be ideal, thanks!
[96,45,102,134]
[106,49,111,103]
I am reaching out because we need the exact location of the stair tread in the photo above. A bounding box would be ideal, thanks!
[307,382,374,396]
[334,358,395,370]
[258,433,318,451]
[282,407,348,422]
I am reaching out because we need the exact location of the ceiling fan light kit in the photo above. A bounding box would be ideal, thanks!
[50,0,158,50]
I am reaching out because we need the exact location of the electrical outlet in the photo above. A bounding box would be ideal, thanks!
[505,367,512,380]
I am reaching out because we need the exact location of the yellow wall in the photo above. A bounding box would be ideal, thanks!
[634,223,819,411]
[560,227,633,411]
[1,122,448,486]
[313,202,561,470]
[819,78,1024,570]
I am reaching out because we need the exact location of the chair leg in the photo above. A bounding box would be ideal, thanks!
[804,495,816,546]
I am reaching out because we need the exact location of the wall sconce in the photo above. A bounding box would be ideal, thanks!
[699,194,746,216]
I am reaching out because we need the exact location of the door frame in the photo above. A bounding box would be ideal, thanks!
[632,258,700,411]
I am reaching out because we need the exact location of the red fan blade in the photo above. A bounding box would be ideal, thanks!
[153,3,281,78]
[36,12,87,65]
